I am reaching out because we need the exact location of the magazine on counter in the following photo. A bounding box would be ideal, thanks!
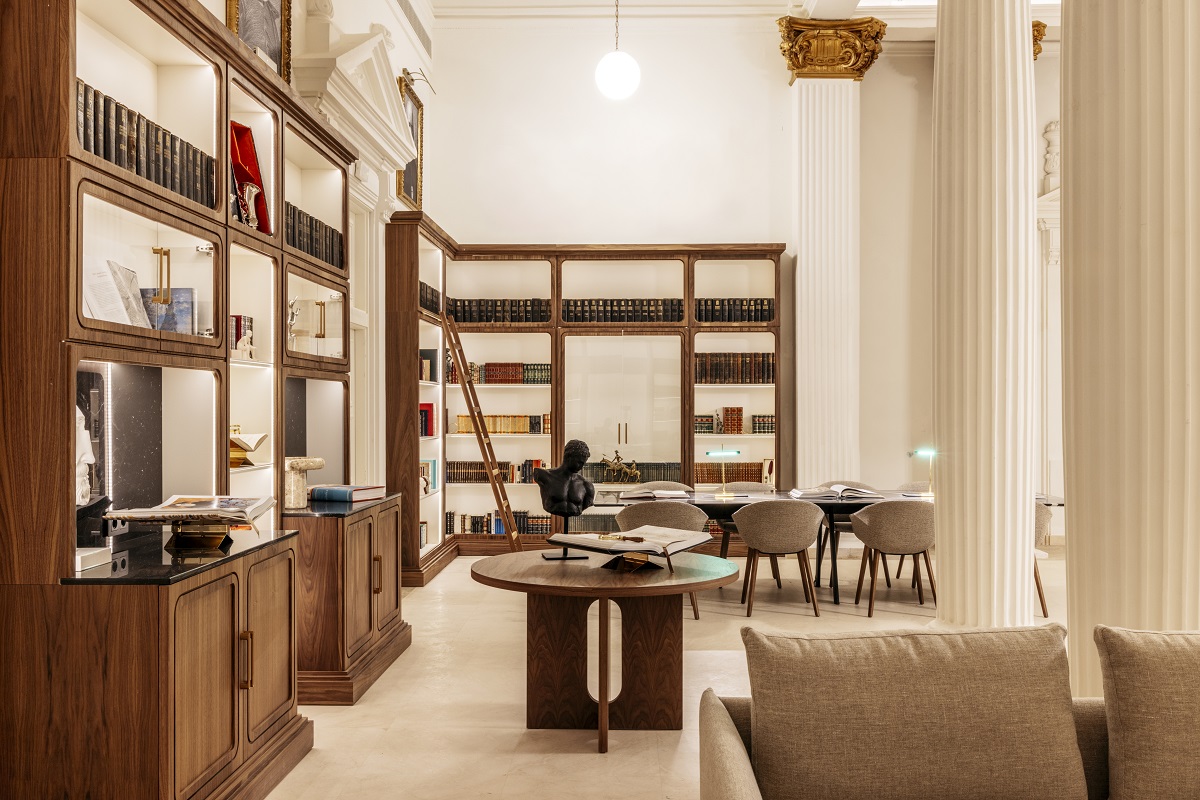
[105,495,275,529]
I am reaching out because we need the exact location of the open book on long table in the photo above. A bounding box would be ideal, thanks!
[547,524,712,561]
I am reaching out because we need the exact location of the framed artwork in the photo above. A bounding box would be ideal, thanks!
[396,71,424,210]
[226,0,292,82]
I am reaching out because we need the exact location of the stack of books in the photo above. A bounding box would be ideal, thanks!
[418,402,435,437]
[455,413,549,434]
[694,414,716,434]
[561,298,684,323]
[694,298,776,322]
[721,406,744,435]
[581,461,683,483]
[751,414,776,434]
[447,460,514,483]
[76,80,215,207]
[694,462,767,484]
[694,352,776,384]
[419,281,442,314]
[284,202,344,269]
[447,298,551,323]
[418,348,440,382]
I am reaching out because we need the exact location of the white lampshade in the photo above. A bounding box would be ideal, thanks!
[595,50,640,100]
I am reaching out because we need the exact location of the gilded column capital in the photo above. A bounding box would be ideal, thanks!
[776,16,887,83]
[1032,20,1046,60]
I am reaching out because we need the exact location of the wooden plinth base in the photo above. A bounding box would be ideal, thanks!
[207,715,313,800]
[402,538,457,586]
[298,621,413,704]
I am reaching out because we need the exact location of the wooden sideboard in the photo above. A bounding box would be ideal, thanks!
[284,494,412,704]
[0,531,310,799]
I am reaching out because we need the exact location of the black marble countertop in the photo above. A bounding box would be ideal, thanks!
[63,528,299,585]
[279,493,401,519]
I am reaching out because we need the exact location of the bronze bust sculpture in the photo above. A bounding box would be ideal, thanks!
[535,439,595,560]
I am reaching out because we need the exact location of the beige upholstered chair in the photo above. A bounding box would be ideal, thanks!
[715,482,776,560]
[616,499,710,620]
[893,482,930,578]
[850,500,936,617]
[1034,502,1052,617]
[733,500,825,617]
[815,480,890,589]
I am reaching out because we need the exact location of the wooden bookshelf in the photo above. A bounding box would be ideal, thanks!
[0,0,365,795]
[386,212,788,578]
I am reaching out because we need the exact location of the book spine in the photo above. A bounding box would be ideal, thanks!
[310,487,356,502]
[103,96,116,162]
[170,135,181,195]
[115,103,128,168]
[76,79,86,151]
[82,82,94,154]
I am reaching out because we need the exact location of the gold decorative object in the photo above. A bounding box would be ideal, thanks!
[1032,20,1047,61]
[776,16,887,83]
[397,70,425,210]
[600,450,641,483]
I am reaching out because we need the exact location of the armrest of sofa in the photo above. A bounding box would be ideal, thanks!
[1073,697,1108,800]
[700,689,763,800]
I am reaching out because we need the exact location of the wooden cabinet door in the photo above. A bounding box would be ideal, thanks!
[244,548,296,751]
[375,501,402,633]
[344,515,375,662]
[173,572,240,800]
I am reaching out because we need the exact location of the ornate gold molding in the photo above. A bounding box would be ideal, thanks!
[777,16,886,83]
[1032,20,1046,61]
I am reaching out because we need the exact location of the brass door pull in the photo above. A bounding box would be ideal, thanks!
[151,247,172,305]
[373,555,383,594]
[239,630,254,689]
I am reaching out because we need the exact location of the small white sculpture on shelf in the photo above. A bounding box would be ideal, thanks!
[284,456,325,509]
[1043,120,1060,194]
[234,328,256,360]
[75,406,95,506]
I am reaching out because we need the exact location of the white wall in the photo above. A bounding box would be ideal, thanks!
[426,14,790,243]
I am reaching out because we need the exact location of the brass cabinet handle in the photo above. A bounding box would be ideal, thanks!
[373,555,383,594]
[151,247,172,305]
[316,300,326,339]
[240,630,254,689]
[624,422,628,443]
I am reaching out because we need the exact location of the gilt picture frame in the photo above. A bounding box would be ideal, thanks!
[226,0,293,82]
[396,73,424,210]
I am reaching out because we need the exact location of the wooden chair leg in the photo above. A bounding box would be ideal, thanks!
[746,552,760,617]
[800,550,820,617]
[769,554,782,588]
[913,551,925,605]
[741,549,757,604]
[868,549,881,617]
[688,592,700,620]
[798,552,811,603]
[896,554,905,579]
[719,530,731,560]
[855,548,870,604]
[881,553,892,588]
[923,550,937,604]
[1034,560,1048,617]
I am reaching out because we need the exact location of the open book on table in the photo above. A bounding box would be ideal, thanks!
[105,495,275,529]
[617,489,690,500]
[789,484,881,501]
[547,525,712,559]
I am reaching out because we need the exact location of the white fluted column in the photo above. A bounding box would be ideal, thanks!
[778,16,885,487]
[1063,1,1200,696]
[932,0,1038,628]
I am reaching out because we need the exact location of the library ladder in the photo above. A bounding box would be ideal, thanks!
[443,312,523,552]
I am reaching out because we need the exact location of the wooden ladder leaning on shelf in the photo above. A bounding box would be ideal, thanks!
[442,311,523,552]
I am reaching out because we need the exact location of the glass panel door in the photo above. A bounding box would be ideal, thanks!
[564,334,682,485]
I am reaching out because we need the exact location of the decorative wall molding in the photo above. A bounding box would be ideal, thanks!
[777,16,887,82]
[1032,19,1046,59]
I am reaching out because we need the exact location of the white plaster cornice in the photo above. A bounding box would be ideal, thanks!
[292,29,418,169]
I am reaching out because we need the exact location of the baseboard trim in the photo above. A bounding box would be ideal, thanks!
[298,622,413,704]
[206,714,313,800]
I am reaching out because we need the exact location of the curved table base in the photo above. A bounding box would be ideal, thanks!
[526,592,683,752]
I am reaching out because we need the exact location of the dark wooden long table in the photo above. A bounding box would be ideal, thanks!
[597,490,1065,605]
[471,551,738,753]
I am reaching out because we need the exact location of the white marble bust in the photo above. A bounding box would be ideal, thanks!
[75,406,95,505]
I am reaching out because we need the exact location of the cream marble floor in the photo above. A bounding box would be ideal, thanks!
[268,550,1067,800]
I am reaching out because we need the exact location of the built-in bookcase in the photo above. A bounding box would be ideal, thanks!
[387,212,786,578]
[0,0,359,794]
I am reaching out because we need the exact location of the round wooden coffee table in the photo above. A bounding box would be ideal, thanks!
[471,550,738,752]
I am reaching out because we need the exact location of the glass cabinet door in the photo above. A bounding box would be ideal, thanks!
[564,335,682,482]
[81,192,219,344]
[285,271,346,362]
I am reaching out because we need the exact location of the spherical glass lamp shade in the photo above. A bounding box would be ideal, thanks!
[595,50,640,100]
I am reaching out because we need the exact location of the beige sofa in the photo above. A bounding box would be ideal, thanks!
[700,624,1200,800]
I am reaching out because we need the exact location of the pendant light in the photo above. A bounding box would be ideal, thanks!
[595,0,640,100]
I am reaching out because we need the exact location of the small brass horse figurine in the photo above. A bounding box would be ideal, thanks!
[600,451,641,483]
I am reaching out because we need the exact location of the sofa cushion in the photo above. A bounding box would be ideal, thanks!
[741,624,1089,800]
[1094,625,1200,799]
